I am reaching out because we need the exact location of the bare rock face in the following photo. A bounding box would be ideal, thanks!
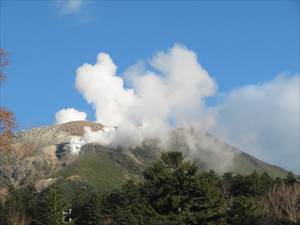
[0,151,56,188]
[0,121,103,190]
[13,121,103,146]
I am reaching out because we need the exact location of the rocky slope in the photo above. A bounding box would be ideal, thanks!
[0,121,288,197]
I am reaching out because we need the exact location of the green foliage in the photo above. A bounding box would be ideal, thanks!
[226,196,262,225]
[35,183,68,225]
[260,172,274,190]
[69,186,91,223]
[284,172,298,185]
[57,151,125,192]
[231,152,288,178]
[0,185,36,224]
[79,192,103,225]
[101,181,157,225]
[228,171,274,197]
[0,151,297,225]
[143,152,199,214]
[100,152,226,225]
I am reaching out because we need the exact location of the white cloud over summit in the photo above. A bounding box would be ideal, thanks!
[55,108,87,124]
[55,44,300,173]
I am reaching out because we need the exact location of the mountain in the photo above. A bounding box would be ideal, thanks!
[0,121,288,197]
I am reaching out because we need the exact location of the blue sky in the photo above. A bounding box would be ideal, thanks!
[1,0,299,128]
[1,1,299,172]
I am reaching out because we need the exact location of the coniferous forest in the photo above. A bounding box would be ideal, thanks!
[0,152,299,225]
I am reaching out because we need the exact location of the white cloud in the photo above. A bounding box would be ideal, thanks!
[212,75,300,173]
[55,108,87,124]
[59,0,84,15]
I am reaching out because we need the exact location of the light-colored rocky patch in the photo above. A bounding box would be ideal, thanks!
[34,178,57,192]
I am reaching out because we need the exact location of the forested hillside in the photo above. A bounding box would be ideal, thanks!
[0,152,299,225]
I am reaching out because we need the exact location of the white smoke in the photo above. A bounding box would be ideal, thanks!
[67,136,84,154]
[55,44,300,173]
[75,53,137,127]
[74,44,217,148]
[55,108,87,124]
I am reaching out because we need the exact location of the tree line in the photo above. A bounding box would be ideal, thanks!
[0,151,299,225]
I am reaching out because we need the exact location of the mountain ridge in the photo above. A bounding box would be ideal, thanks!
[0,121,289,196]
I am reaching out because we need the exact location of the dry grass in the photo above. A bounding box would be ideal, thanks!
[57,120,103,136]
[261,183,300,224]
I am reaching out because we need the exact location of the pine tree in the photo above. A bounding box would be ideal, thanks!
[260,172,274,193]
[142,152,226,225]
[80,192,102,225]
[69,185,90,224]
[143,152,198,214]
[284,172,297,185]
[230,172,267,197]
[101,181,155,225]
[226,196,262,225]
[35,183,67,225]
[185,171,226,225]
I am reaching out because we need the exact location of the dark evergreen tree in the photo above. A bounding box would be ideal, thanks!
[102,181,156,225]
[186,171,226,225]
[222,172,234,198]
[226,196,262,225]
[260,172,274,193]
[284,172,297,185]
[70,185,91,224]
[79,192,103,225]
[230,172,268,197]
[142,152,197,215]
[100,152,226,224]
[35,183,68,225]
[142,152,226,224]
